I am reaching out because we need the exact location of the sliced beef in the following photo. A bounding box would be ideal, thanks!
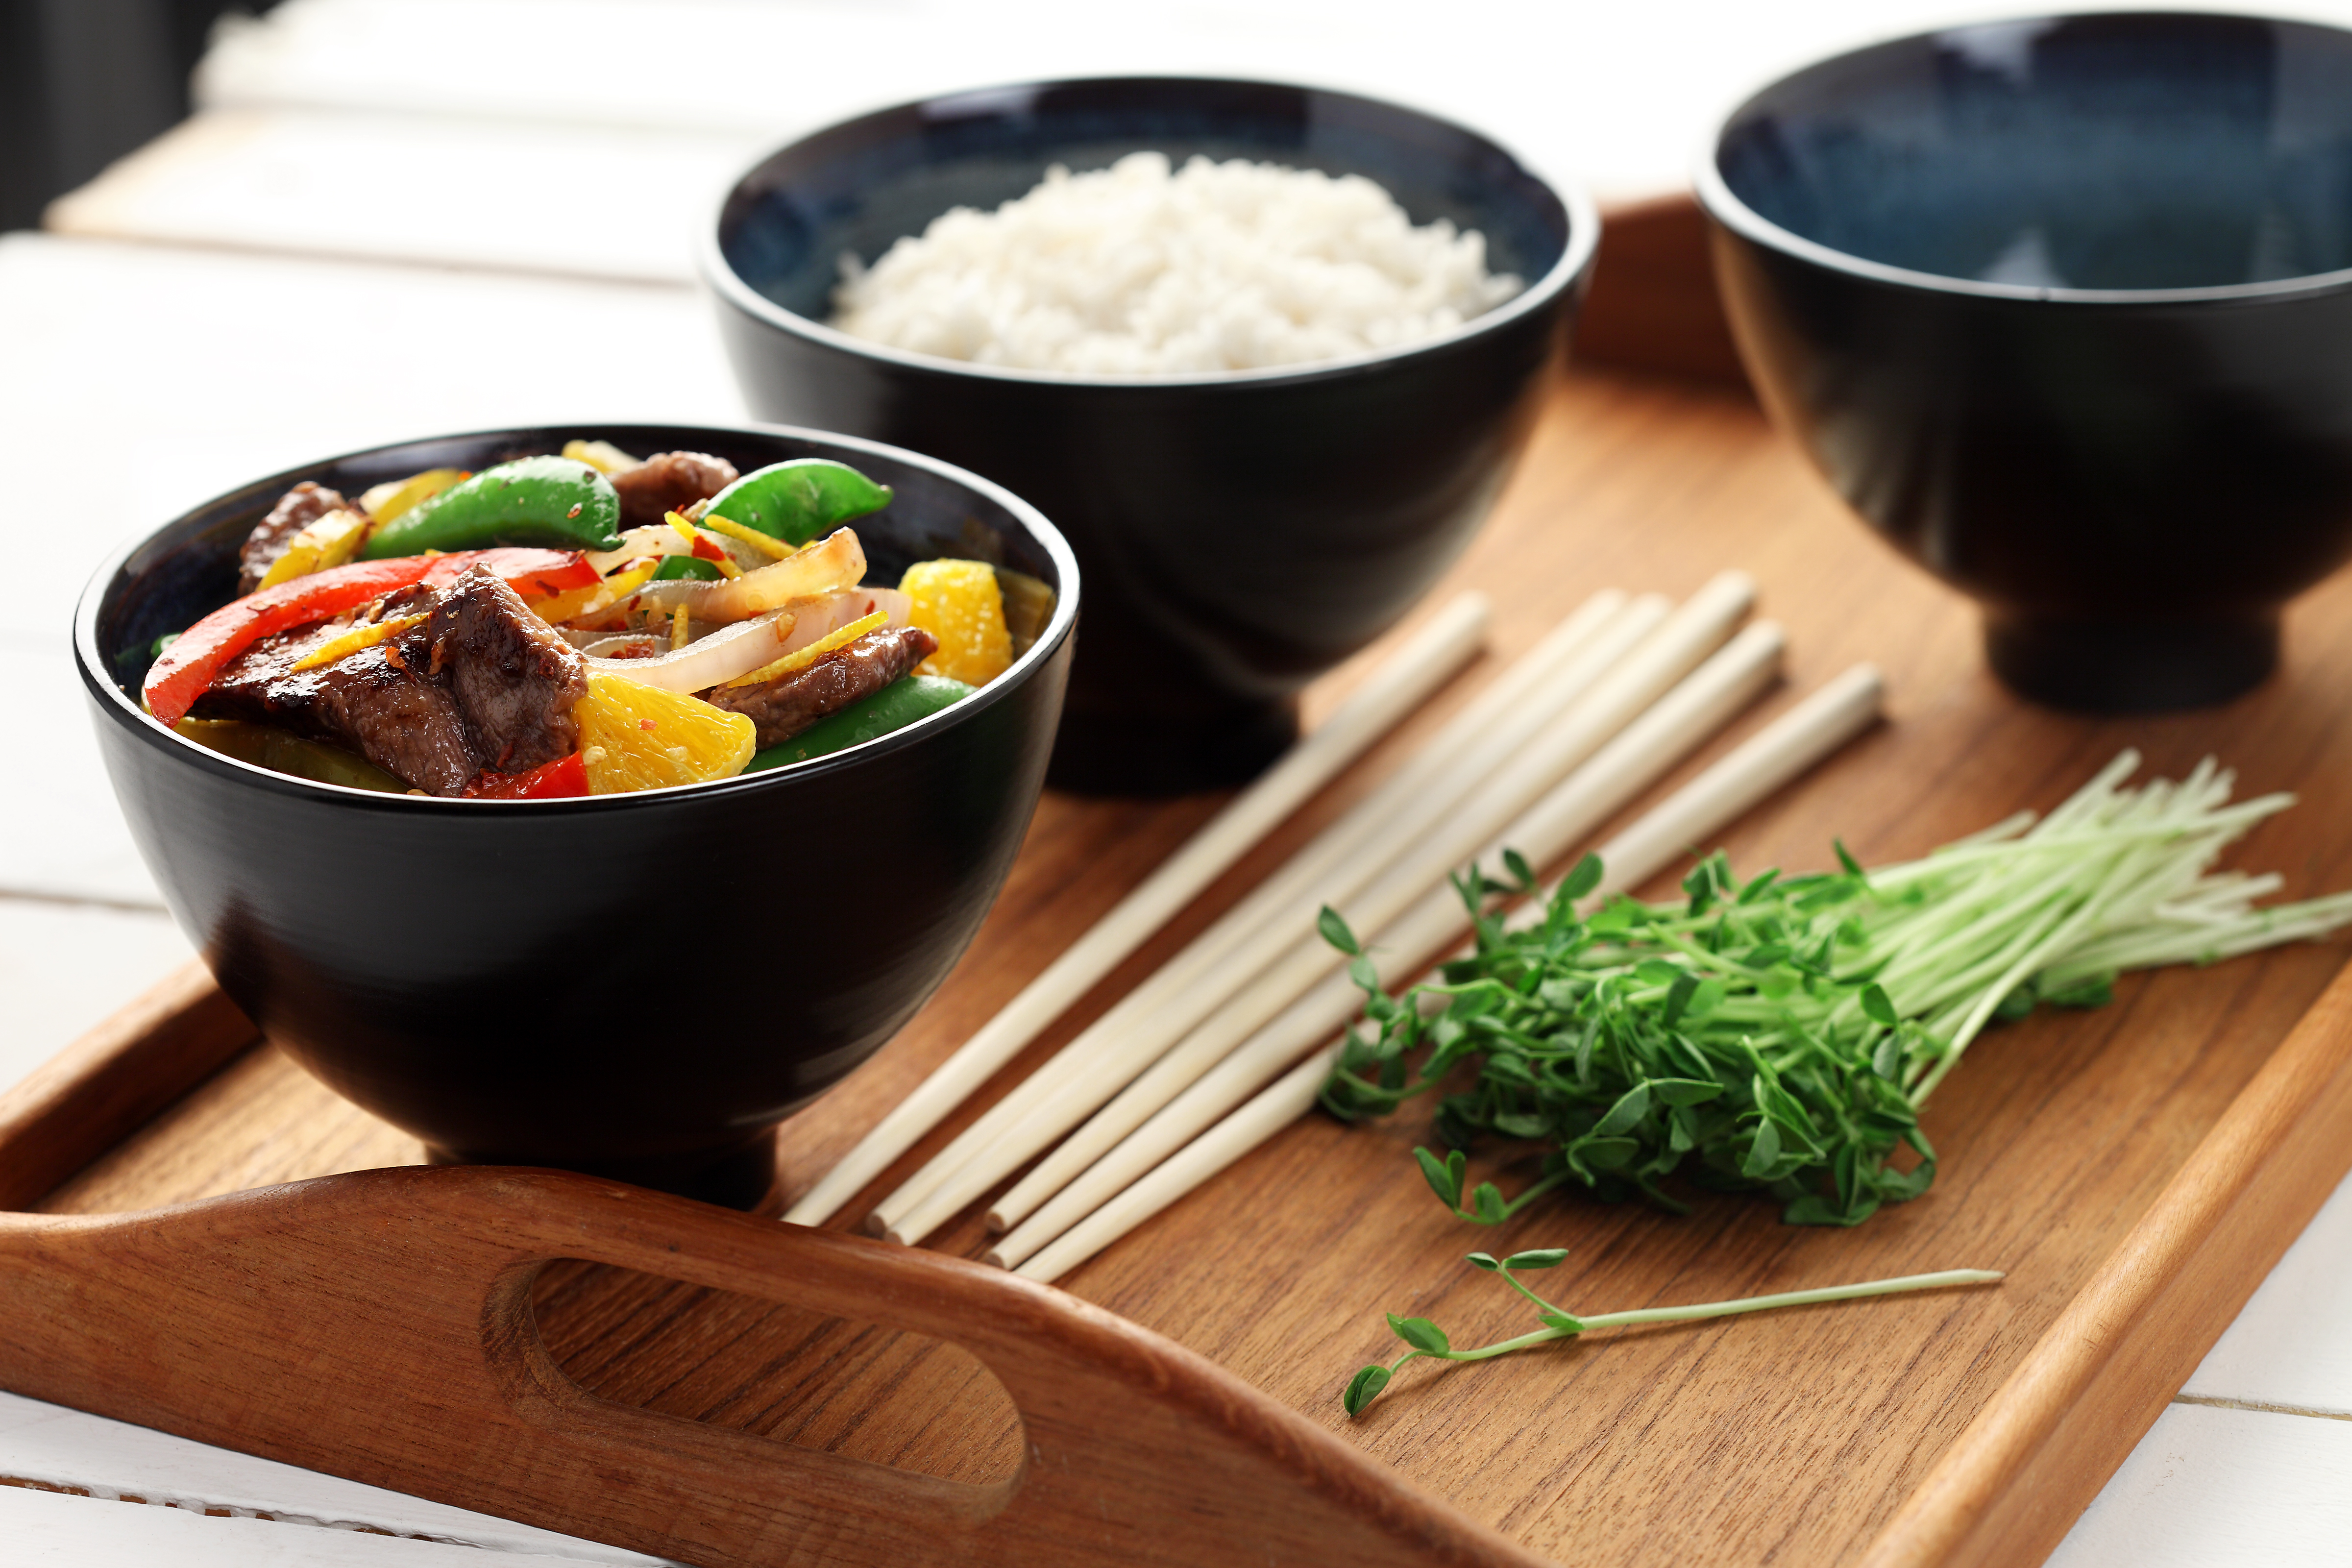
[611,451,738,529]
[703,625,936,749]
[194,567,586,796]
[422,566,588,774]
[196,620,479,793]
[239,481,347,594]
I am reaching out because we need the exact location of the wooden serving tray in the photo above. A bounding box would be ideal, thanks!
[10,356,2352,1568]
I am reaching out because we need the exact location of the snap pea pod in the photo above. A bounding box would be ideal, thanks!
[174,718,408,793]
[650,554,725,582]
[744,675,973,772]
[361,456,622,559]
[705,459,891,545]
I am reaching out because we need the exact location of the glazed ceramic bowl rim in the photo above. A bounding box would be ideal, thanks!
[74,419,1081,815]
[1696,9,2352,308]
[699,73,1600,390]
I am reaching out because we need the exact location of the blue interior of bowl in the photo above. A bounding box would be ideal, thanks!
[1716,12,2352,290]
[719,77,1569,323]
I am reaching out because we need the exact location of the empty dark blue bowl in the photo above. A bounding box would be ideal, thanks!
[704,77,1596,791]
[1700,12,2352,710]
[76,424,1077,1206]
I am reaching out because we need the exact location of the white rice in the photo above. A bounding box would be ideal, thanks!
[830,151,1525,376]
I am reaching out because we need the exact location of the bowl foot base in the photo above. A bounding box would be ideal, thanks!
[1048,696,1299,795]
[425,1127,780,1211]
[1984,612,2278,713]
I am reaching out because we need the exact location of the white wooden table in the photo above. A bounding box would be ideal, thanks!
[8,2,2352,1561]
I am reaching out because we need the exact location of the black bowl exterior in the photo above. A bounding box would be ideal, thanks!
[705,77,1595,792]
[76,424,1076,1197]
[1699,13,2352,712]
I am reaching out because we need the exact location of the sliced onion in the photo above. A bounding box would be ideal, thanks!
[581,610,795,693]
[584,523,689,578]
[771,586,910,657]
[695,528,866,621]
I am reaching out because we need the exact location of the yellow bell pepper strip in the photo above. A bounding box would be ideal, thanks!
[693,511,794,561]
[289,612,431,672]
[357,468,466,525]
[256,507,373,591]
[561,439,641,477]
[146,549,600,727]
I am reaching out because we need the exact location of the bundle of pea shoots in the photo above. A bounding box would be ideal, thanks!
[1322,751,2352,1229]
[1323,752,2352,1416]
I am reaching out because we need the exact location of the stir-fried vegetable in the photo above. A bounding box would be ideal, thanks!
[361,456,624,559]
[706,458,892,544]
[357,467,466,526]
[467,752,589,799]
[173,717,409,793]
[145,549,593,727]
[149,439,1046,799]
[255,508,371,590]
[581,610,797,693]
[746,675,975,772]
[694,528,868,620]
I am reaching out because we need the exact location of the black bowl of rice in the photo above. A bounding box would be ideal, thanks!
[704,76,1597,793]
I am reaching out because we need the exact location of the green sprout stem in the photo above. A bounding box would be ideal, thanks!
[1321,751,2352,1229]
[1344,1261,2002,1416]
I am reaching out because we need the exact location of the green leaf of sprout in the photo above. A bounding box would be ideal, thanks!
[1538,1311,1585,1333]
[1466,1251,1502,1271]
[1317,905,1359,956]
[1504,1248,1570,1270]
[1835,838,1867,880]
[1342,1363,1392,1416]
[1320,762,2349,1237]
[1414,1146,1463,1207]
[1559,852,1604,902]
[1388,1314,1451,1354]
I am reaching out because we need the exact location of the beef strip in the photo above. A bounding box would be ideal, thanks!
[423,565,588,773]
[610,451,738,529]
[702,625,937,749]
[194,566,587,795]
[238,481,347,594]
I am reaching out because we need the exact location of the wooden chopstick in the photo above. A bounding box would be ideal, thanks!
[894,573,1756,1247]
[781,591,1492,1227]
[990,620,1788,1269]
[868,589,1654,1238]
[969,577,1760,1241]
[1005,659,1886,1283]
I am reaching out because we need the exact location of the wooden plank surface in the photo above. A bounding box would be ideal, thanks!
[26,367,2352,1565]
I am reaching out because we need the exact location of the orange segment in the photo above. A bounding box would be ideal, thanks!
[572,672,756,794]
[900,559,1011,686]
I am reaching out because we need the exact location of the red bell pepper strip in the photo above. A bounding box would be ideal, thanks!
[465,751,588,799]
[144,548,599,728]
[420,547,599,597]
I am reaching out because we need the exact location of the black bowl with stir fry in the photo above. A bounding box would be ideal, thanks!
[75,424,1077,1205]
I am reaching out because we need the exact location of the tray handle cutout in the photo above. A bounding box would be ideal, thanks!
[0,1164,1545,1568]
